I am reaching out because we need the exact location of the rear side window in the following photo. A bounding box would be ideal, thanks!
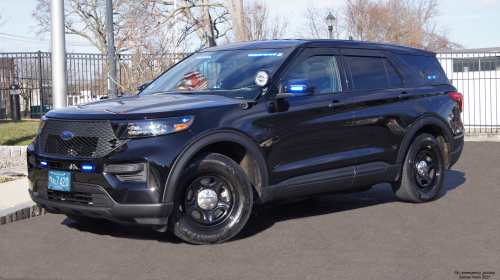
[400,55,449,85]
[346,56,388,90]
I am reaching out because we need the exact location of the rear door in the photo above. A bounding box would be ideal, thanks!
[340,50,421,187]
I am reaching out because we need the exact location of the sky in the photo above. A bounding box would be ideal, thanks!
[0,0,499,54]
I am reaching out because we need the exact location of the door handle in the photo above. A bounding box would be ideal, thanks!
[399,91,412,100]
[329,100,346,109]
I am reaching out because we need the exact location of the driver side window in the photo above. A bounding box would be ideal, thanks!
[286,56,342,94]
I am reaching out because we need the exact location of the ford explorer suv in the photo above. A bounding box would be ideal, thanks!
[27,40,464,244]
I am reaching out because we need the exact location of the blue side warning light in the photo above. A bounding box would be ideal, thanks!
[40,161,48,167]
[290,85,307,92]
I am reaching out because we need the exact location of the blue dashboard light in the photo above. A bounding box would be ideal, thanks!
[248,53,278,57]
[40,161,48,167]
[433,75,438,79]
[82,164,95,172]
[290,85,307,92]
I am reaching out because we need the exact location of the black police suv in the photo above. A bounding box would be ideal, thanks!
[28,40,464,244]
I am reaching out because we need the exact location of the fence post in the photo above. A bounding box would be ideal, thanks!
[37,51,43,118]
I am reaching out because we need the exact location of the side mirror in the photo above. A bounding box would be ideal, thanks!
[136,81,152,92]
[276,79,315,99]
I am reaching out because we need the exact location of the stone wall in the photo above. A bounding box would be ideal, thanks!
[0,146,28,170]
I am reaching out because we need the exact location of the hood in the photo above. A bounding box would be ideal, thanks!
[45,94,240,120]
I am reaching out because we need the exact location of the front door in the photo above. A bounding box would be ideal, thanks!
[266,48,355,197]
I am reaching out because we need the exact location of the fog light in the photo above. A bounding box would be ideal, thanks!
[104,163,147,182]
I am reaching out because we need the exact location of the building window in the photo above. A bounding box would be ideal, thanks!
[453,57,500,72]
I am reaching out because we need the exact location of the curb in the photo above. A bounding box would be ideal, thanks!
[0,202,47,226]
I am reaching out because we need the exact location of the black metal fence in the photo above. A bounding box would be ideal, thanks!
[1,50,499,134]
[0,52,189,119]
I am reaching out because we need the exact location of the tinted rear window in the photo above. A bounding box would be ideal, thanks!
[346,56,388,90]
[400,55,449,85]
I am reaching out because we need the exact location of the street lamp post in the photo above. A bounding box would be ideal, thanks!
[326,13,335,39]
[9,84,21,121]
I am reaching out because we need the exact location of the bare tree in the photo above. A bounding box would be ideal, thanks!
[244,0,289,41]
[342,0,462,50]
[139,0,250,48]
[31,0,163,54]
[297,2,341,40]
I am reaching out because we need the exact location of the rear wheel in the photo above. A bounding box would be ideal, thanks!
[169,153,253,244]
[392,133,445,203]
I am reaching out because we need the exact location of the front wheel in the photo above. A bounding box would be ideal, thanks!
[392,133,446,203]
[169,153,253,244]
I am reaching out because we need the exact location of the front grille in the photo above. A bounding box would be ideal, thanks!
[39,120,128,158]
[36,180,113,207]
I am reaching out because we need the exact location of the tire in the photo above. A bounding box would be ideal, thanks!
[391,133,446,203]
[169,153,253,244]
[65,214,104,224]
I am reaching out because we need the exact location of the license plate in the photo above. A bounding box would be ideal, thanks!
[48,170,71,192]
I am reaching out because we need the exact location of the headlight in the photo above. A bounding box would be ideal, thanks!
[38,116,47,134]
[111,116,195,139]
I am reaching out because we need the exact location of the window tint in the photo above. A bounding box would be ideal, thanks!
[400,55,449,85]
[286,56,341,94]
[383,59,403,87]
[346,56,388,90]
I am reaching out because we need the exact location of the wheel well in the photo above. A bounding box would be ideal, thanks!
[412,124,451,168]
[194,141,262,198]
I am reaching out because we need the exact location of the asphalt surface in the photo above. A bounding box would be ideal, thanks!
[1,142,498,280]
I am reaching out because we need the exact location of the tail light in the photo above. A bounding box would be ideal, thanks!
[448,92,463,112]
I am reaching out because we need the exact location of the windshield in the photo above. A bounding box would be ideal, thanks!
[140,48,292,99]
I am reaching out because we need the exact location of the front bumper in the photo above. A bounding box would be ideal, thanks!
[27,125,196,224]
[30,189,173,225]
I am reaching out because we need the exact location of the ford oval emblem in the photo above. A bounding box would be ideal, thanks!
[61,131,74,140]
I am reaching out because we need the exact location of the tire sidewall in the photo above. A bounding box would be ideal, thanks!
[405,135,445,202]
[169,154,252,244]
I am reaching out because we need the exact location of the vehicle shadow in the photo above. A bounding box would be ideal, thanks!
[62,169,466,243]
[232,169,466,241]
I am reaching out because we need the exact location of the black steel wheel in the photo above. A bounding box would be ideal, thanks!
[392,133,446,202]
[183,175,234,226]
[169,153,253,244]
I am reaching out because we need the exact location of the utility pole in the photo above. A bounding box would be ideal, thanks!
[51,0,68,109]
[106,0,118,98]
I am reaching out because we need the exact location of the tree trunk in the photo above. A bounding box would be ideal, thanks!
[227,0,249,42]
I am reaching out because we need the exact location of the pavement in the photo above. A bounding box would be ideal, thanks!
[0,141,498,279]
[0,136,499,225]
[0,165,47,225]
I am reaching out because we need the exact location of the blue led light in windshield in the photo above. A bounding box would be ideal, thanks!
[428,75,438,80]
[290,85,307,92]
[196,56,211,59]
[248,53,278,57]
